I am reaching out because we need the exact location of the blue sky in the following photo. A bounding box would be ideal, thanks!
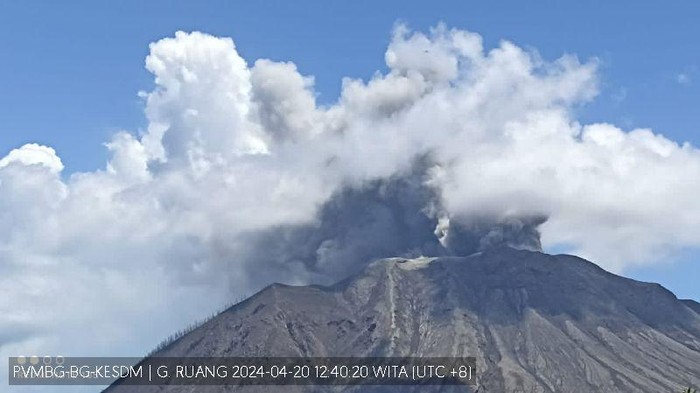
[1,0,699,300]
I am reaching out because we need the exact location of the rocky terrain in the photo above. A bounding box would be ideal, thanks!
[105,247,700,392]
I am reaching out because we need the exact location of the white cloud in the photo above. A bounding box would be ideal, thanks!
[677,73,691,85]
[0,143,64,173]
[2,25,700,391]
[143,31,269,165]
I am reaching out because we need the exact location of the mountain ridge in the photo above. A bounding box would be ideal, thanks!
[105,248,700,392]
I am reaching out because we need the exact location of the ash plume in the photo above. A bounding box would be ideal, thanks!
[236,165,442,284]
[235,160,548,285]
[442,215,547,256]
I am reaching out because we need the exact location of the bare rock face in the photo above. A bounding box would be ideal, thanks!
[105,248,700,392]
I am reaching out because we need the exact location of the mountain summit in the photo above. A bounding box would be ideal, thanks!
[106,248,700,392]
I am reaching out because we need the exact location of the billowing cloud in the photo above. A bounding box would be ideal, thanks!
[2,24,700,390]
[0,143,64,173]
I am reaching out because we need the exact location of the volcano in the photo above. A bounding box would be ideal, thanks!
[105,247,700,392]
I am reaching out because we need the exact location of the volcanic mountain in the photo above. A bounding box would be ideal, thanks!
[105,248,700,392]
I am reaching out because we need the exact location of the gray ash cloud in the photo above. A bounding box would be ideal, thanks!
[238,161,547,285]
[442,215,546,256]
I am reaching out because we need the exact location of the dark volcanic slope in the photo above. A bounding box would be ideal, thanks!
[106,248,700,393]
